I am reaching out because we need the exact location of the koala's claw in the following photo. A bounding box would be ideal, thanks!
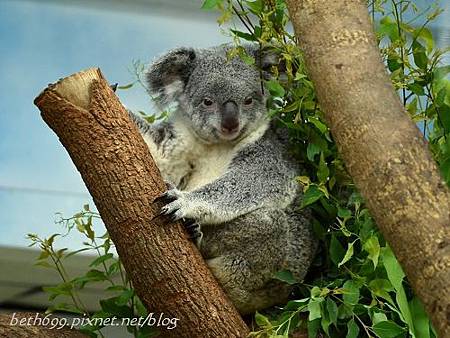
[154,184,212,224]
[182,218,203,246]
[153,182,181,205]
[153,191,176,205]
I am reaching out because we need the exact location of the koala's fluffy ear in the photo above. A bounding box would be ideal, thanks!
[146,48,196,104]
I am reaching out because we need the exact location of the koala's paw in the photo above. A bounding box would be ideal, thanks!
[155,187,211,223]
[182,218,203,247]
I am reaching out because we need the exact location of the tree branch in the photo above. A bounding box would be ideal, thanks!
[285,1,450,336]
[34,68,249,338]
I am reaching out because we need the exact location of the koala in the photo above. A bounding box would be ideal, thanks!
[129,44,317,314]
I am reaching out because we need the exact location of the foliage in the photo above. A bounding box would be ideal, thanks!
[27,205,157,338]
[197,0,448,337]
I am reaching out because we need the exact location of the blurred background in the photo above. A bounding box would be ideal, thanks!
[0,0,449,335]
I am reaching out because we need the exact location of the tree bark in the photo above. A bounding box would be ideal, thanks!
[286,1,450,336]
[34,68,249,338]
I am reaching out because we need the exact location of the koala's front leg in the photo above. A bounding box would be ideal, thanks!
[156,144,297,225]
[157,186,221,224]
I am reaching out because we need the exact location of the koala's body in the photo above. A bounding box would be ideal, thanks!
[130,44,317,314]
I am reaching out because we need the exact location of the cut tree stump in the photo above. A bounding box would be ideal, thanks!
[34,68,249,338]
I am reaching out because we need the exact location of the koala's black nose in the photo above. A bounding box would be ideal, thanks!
[221,100,239,133]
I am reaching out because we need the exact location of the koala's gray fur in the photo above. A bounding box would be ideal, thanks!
[130,44,317,314]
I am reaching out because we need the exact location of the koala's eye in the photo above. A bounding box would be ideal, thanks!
[203,98,214,106]
[243,97,253,106]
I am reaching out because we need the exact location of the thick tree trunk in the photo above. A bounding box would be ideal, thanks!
[285,1,450,336]
[34,68,249,338]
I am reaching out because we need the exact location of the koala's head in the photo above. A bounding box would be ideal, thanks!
[146,44,279,144]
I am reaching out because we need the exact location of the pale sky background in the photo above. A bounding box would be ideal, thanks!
[0,0,449,250]
[0,0,228,249]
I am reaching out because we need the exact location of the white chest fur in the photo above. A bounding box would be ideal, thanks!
[142,118,268,192]
[183,143,236,191]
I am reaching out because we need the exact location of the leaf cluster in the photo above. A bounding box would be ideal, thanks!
[27,205,157,338]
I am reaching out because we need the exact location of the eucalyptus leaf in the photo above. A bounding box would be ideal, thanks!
[346,319,360,338]
[372,320,406,338]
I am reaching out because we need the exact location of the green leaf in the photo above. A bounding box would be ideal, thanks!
[372,312,388,325]
[117,83,134,90]
[440,156,450,185]
[338,241,355,267]
[106,285,127,292]
[283,298,309,311]
[326,298,338,325]
[433,65,450,82]
[395,286,415,336]
[364,235,380,269]
[65,247,92,259]
[240,53,255,65]
[116,289,134,306]
[266,80,285,97]
[84,216,95,240]
[108,261,120,275]
[47,302,84,315]
[342,280,360,306]
[372,320,406,338]
[321,312,331,336]
[89,253,114,267]
[407,82,425,96]
[412,41,428,70]
[337,207,352,221]
[307,143,321,161]
[308,299,322,321]
[378,16,399,41]
[37,250,50,260]
[410,297,430,338]
[230,29,256,42]
[301,185,324,208]
[382,248,414,333]
[337,303,353,320]
[273,270,297,285]
[201,0,222,9]
[437,104,450,134]
[317,152,330,183]
[100,297,133,318]
[387,54,402,72]
[46,233,59,246]
[72,269,108,287]
[43,283,73,301]
[329,235,345,265]
[308,117,328,134]
[415,27,434,52]
[307,318,321,338]
[255,312,271,328]
[368,279,394,305]
[346,319,360,338]
[381,247,405,290]
[245,0,263,14]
